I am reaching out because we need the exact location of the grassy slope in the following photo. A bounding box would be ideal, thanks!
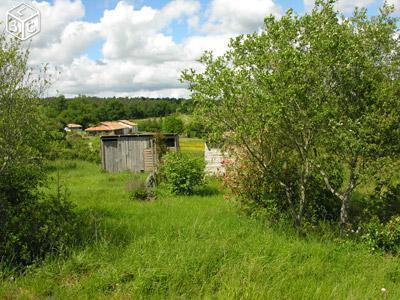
[1,161,400,299]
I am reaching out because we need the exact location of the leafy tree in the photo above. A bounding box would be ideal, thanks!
[162,115,184,134]
[182,0,399,229]
[138,118,163,132]
[185,119,205,138]
[41,97,188,128]
[0,34,78,265]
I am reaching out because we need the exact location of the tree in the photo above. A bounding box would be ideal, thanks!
[314,4,400,227]
[182,0,399,229]
[162,115,184,134]
[0,34,77,265]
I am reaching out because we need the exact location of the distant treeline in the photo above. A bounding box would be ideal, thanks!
[42,95,194,128]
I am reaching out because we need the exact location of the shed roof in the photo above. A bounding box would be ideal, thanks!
[85,120,134,132]
[101,133,178,140]
[66,123,82,128]
[119,120,138,126]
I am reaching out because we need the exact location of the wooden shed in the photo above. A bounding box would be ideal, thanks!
[101,133,179,172]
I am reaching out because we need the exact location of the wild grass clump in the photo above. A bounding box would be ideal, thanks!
[1,160,400,299]
[126,176,156,201]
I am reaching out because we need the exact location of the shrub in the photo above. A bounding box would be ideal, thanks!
[49,135,101,164]
[223,149,343,226]
[185,120,205,138]
[162,115,184,134]
[161,152,205,195]
[138,119,163,132]
[0,187,79,265]
[362,216,400,254]
[0,33,79,267]
[350,182,400,225]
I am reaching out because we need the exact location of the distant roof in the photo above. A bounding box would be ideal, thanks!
[119,120,138,126]
[101,133,178,140]
[85,120,137,132]
[66,123,82,128]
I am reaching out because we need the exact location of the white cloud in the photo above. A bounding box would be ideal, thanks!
[337,0,376,12]
[100,0,200,62]
[46,0,283,97]
[304,0,377,12]
[387,0,400,13]
[30,21,101,65]
[12,0,391,98]
[0,0,89,65]
[31,0,85,48]
[203,0,282,34]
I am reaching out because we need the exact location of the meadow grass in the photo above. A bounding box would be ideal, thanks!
[1,160,400,299]
[180,137,204,157]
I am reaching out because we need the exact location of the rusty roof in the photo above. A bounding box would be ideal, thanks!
[85,121,136,132]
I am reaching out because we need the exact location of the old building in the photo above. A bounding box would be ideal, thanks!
[64,123,83,132]
[85,120,138,136]
[101,133,179,172]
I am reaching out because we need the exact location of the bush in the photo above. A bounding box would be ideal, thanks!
[0,187,79,265]
[0,33,80,267]
[160,152,205,195]
[162,115,184,134]
[223,149,343,226]
[138,119,163,132]
[350,182,400,225]
[49,135,101,164]
[362,216,400,254]
[185,120,205,138]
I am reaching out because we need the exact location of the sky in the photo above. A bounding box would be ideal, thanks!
[0,0,399,98]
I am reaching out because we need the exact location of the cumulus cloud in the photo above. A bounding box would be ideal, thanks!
[304,0,376,12]
[203,0,282,34]
[4,0,389,98]
[387,0,400,13]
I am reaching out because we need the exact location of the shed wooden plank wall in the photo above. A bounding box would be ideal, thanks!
[102,137,152,172]
[101,135,179,173]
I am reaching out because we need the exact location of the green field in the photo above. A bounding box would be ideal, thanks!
[1,160,400,299]
[180,137,204,156]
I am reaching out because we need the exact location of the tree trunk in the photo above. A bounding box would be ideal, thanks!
[340,160,357,229]
[318,155,358,231]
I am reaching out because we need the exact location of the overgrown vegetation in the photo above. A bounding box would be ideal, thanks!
[42,96,192,128]
[47,133,101,164]
[160,152,205,195]
[183,0,399,234]
[0,35,79,265]
[1,160,400,299]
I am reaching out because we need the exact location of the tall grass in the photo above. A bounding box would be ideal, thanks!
[1,160,400,299]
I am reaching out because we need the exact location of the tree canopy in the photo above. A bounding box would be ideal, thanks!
[182,0,399,229]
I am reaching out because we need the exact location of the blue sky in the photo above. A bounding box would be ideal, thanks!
[1,0,397,97]
[77,0,396,62]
